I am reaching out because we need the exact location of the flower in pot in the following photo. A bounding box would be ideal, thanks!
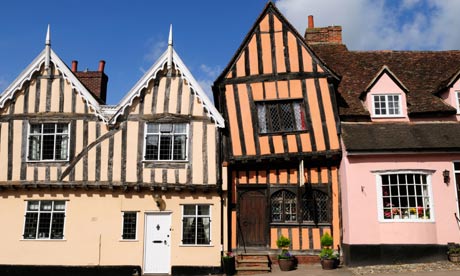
[222,251,236,275]
[447,244,460,263]
[319,233,339,270]
[276,235,295,271]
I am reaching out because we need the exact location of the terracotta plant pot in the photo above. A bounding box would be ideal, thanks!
[321,259,337,270]
[448,253,460,263]
[278,258,295,271]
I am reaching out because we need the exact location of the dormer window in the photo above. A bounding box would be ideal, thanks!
[372,94,401,117]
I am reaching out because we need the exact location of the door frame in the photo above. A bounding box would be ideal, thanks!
[237,186,269,249]
[143,211,172,274]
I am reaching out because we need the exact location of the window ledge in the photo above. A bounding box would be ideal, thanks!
[379,219,435,223]
[25,161,69,166]
[179,244,213,247]
[119,239,139,242]
[143,161,188,169]
[20,239,67,241]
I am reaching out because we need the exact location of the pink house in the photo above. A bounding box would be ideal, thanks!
[307,18,460,265]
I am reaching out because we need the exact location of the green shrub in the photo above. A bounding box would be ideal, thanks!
[319,248,338,260]
[320,232,333,248]
[276,235,291,249]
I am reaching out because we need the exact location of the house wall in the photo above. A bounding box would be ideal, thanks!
[0,190,221,268]
[340,152,460,246]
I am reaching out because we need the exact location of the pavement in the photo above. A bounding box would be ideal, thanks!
[255,264,460,276]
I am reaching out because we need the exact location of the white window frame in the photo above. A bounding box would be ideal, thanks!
[375,170,434,223]
[372,94,402,117]
[22,200,67,240]
[143,123,189,162]
[452,162,460,216]
[180,204,212,246]
[27,123,70,162]
[121,211,138,241]
[455,91,460,114]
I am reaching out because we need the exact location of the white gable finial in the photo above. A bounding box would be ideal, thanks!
[45,24,51,71]
[167,24,173,71]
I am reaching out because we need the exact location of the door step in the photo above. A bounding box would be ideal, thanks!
[236,254,271,274]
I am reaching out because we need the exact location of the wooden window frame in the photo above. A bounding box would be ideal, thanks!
[255,99,307,134]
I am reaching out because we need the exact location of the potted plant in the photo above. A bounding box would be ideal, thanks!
[409,207,417,219]
[319,233,339,270]
[222,251,236,275]
[447,243,460,263]
[276,235,295,271]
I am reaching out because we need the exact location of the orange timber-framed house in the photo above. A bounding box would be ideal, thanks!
[213,3,342,263]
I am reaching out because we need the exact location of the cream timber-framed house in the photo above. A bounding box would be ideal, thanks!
[0,26,225,275]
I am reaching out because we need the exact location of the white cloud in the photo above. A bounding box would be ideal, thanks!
[200,64,221,79]
[275,0,460,50]
[143,37,167,63]
[197,79,214,103]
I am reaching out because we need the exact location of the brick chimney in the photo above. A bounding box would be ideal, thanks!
[73,60,108,104]
[304,15,342,44]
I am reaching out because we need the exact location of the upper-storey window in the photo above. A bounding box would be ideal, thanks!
[372,94,401,117]
[256,100,307,134]
[28,123,69,161]
[144,123,188,161]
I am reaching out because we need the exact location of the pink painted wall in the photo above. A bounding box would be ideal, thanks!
[340,151,460,245]
[363,72,409,122]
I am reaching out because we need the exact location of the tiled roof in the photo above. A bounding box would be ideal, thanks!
[311,44,460,119]
[342,122,460,152]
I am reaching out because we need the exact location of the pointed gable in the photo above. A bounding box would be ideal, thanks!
[110,46,224,128]
[0,48,108,122]
[216,2,338,82]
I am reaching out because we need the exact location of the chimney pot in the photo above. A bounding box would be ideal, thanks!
[308,15,314,28]
[98,60,106,72]
[71,60,78,72]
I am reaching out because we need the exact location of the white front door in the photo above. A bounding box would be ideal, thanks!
[144,213,172,274]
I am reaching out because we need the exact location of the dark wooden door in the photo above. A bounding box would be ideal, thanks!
[238,189,267,247]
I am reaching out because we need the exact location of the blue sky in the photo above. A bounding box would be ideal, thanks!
[1,0,459,105]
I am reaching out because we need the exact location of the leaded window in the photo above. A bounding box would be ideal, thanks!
[145,123,188,161]
[271,190,297,222]
[373,94,401,117]
[380,173,432,221]
[28,123,69,161]
[302,190,330,223]
[23,201,66,240]
[122,212,137,240]
[256,101,307,133]
[182,205,211,245]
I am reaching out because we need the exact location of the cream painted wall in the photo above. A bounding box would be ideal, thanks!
[0,191,222,269]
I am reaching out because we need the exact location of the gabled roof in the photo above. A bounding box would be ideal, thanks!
[362,65,408,97]
[311,44,460,118]
[0,31,108,122]
[215,1,339,83]
[110,29,224,128]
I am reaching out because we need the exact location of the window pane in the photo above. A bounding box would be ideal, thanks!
[43,123,55,133]
[28,201,39,211]
[174,124,187,134]
[54,201,66,211]
[122,212,137,240]
[23,213,38,239]
[183,205,196,216]
[38,213,51,238]
[147,123,159,133]
[30,124,42,134]
[41,201,52,211]
[145,135,159,160]
[196,217,210,244]
[51,213,65,239]
[197,205,210,216]
[173,135,186,160]
[182,217,196,244]
[257,104,267,133]
[160,124,173,133]
[56,124,68,134]
[55,135,68,160]
[268,104,281,132]
[42,135,55,160]
[159,136,172,160]
[28,136,41,160]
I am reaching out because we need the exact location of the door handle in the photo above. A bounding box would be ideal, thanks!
[153,240,162,243]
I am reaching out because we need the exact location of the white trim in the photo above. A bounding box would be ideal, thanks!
[375,170,435,223]
[180,204,212,246]
[0,49,108,123]
[110,48,224,128]
[372,93,402,118]
[26,122,70,162]
[143,122,189,162]
[455,91,460,114]
[22,200,67,240]
[121,211,138,241]
[452,162,460,220]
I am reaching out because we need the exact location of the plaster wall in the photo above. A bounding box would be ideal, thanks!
[340,153,460,245]
[0,191,222,269]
